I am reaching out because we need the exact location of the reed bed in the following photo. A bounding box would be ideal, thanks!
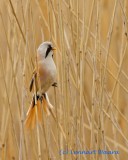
[0,0,128,160]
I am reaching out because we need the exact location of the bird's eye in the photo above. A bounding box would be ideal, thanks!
[45,45,52,58]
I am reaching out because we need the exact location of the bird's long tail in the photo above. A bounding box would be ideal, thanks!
[25,93,53,129]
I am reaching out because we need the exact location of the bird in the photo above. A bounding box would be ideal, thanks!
[25,41,57,129]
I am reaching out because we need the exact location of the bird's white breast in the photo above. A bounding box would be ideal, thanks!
[38,57,57,93]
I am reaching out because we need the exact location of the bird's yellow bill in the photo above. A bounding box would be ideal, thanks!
[52,47,56,50]
[52,47,56,54]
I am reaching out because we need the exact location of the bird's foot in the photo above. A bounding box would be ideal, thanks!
[52,82,57,87]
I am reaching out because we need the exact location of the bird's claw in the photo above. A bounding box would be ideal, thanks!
[52,82,57,87]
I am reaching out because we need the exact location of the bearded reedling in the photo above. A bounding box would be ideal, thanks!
[25,41,57,129]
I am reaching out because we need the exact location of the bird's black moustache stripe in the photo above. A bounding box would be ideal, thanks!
[45,45,52,58]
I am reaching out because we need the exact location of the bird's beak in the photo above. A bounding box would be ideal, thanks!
[52,47,56,51]
[52,47,56,53]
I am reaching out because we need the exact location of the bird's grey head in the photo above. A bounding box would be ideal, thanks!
[37,41,55,59]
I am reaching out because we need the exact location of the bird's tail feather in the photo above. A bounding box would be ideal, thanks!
[42,96,50,115]
[25,93,53,129]
[25,96,42,129]
[25,104,36,129]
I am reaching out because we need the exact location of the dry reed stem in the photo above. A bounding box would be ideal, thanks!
[0,0,128,159]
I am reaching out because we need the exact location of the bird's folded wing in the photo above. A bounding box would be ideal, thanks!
[29,68,39,92]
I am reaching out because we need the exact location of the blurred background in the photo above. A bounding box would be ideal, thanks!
[0,0,128,160]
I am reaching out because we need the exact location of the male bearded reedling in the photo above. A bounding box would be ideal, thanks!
[25,41,57,129]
